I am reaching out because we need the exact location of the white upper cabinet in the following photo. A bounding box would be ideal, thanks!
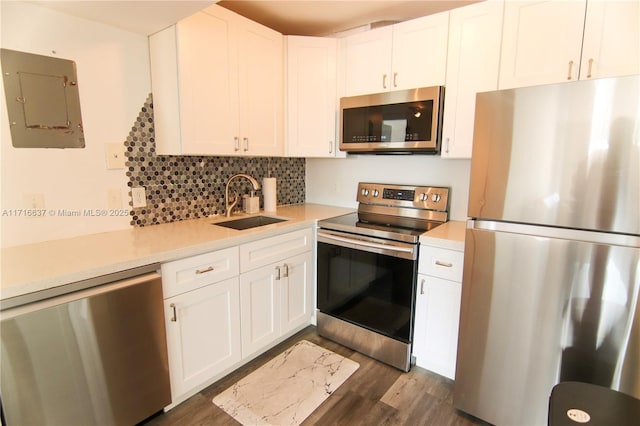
[285,36,342,158]
[581,0,640,80]
[341,12,449,97]
[499,0,639,90]
[391,13,449,91]
[149,5,283,156]
[341,26,393,97]
[234,12,284,156]
[499,1,586,89]
[441,0,504,159]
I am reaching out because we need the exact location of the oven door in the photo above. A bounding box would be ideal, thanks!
[316,229,418,343]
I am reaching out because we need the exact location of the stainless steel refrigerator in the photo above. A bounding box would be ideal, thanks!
[454,75,640,426]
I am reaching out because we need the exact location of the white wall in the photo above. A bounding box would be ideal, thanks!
[306,156,472,221]
[1,2,150,247]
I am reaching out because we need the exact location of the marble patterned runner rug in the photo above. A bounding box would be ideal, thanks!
[212,340,359,425]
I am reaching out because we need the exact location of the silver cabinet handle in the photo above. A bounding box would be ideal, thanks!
[445,137,450,154]
[195,266,214,275]
[567,60,574,80]
[282,264,289,278]
[435,260,453,268]
[234,136,240,152]
[420,279,426,295]
[393,72,398,87]
[275,266,281,280]
[243,137,249,152]
[329,141,333,154]
[587,58,594,78]
[170,303,177,322]
[382,74,387,89]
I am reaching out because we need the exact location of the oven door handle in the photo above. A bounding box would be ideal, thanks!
[317,230,416,259]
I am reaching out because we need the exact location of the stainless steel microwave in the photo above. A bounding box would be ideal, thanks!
[339,86,445,154]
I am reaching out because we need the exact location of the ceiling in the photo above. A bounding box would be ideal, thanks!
[217,1,480,36]
[27,1,217,35]
[27,1,481,36]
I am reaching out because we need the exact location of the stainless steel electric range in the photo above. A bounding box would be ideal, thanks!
[316,182,450,371]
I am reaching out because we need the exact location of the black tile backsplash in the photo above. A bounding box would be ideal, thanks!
[124,94,305,227]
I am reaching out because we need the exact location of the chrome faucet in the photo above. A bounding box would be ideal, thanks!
[225,173,261,217]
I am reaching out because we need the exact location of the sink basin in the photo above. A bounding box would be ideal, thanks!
[214,215,288,230]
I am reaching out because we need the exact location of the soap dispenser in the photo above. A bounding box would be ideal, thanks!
[243,191,260,214]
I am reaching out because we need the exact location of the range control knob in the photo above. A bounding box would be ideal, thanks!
[432,193,442,203]
[372,189,379,197]
[361,188,369,196]
[419,193,428,202]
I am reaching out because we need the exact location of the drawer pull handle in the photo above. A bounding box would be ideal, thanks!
[420,279,425,295]
[195,266,214,274]
[170,303,177,322]
[435,260,453,268]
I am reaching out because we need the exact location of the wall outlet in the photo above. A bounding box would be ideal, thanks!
[107,188,123,209]
[131,187,146,208]
[105,143,126,169]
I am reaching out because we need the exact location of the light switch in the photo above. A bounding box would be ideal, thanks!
[105,143,126,169]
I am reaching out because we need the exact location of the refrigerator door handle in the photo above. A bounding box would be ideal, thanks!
[469,219,640,249]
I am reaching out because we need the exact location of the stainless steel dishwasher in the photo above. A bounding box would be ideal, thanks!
[0,267,171,425]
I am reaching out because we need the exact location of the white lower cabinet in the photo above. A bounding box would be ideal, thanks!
[239,263,280,357]
[413,244,464,379]
[160,228,314,407]
[163,277,241,403]
[239,229,314,359]
[280,252,314,333]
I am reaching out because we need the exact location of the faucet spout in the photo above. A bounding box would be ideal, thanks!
[225,173,261,217]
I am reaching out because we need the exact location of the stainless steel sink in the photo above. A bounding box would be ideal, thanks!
[213,215,287,230]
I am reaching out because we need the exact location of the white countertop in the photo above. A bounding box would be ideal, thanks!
[1,206,467,302]
[1,204,354,301]
[419,220,467,251]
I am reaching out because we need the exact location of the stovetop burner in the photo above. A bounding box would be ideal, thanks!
[319,182,450,244]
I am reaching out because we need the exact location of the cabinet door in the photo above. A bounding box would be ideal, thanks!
[391,11,449,90]
[280,251,314,334]
[286,36,338,157]
[149,26,181,155]
[580,0,640,80]
[240,263,281,358]
[176,11,239,155]
[441,0,503,159]
[342,26,393,96]
[499,0,586,89]
[164,277,241,400]
[236,19,284,156]
[413,274,462,379]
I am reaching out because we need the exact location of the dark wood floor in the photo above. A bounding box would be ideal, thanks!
[144,326,487,425]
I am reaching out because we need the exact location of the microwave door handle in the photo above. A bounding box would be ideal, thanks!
[317,231,413,254]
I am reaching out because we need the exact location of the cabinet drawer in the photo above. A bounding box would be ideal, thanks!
[240,228,313,273]
[161,246,239,298]
[418,245,464,281]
